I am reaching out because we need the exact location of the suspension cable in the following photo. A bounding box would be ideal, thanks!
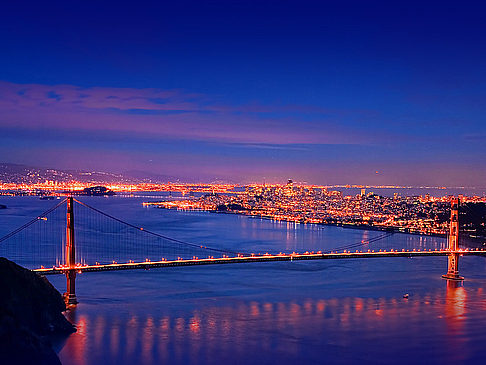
[0,198,67,244]
[73,198,244,255]
[323,232,394,253]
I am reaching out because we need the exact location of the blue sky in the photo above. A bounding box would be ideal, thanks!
[1,1,485,185]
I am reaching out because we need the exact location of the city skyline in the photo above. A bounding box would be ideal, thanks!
[1,1,486,186]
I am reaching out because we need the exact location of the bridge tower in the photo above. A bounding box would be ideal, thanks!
[64,197,78,305]
[442,198,464,281]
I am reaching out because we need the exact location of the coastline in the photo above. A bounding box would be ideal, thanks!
[150,205,486,248]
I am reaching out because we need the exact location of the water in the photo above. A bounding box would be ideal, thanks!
[1,196,486,364]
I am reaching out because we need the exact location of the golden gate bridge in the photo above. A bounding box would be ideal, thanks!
[0,197,484,305]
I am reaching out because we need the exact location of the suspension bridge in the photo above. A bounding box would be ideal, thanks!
[0,197,484,305]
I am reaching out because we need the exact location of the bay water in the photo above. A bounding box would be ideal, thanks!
[1,195,486,364]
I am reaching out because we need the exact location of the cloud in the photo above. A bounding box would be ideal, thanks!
[223,143,310,151]
[463,133,486,141]
[0,81,199,111]
[0,81,391,146]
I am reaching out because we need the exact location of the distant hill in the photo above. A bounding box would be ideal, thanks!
[0,163,174,184]
[0,162,239,185]
[461,203,486,240]
[0,163,76,184]
[122,170,180,183]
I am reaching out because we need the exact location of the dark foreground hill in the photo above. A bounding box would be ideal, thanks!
[0,258,75,364]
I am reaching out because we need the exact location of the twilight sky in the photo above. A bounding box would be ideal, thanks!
[1,1,485,185]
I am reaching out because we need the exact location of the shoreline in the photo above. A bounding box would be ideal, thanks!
[216,209,446,238]
[151,206,486,248]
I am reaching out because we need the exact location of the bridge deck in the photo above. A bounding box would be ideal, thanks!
[34,249,486,275]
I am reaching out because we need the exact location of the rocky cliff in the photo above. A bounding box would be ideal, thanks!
[0,257,75,364]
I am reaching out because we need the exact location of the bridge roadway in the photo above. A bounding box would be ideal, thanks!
[34,248,486,275]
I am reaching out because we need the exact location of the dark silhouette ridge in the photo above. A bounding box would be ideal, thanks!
[0,257,75,364]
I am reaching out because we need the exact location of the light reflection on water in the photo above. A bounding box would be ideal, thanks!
[56,283,486,365]
[1,197,485,364]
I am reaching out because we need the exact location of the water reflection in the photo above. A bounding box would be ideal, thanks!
[446,280,467,320]
[442,281,469,362]
[2,196,482,364]
[59,285,482,365]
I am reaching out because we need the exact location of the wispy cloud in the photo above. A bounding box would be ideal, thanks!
[463,133,486,141]
[0,81,391,146]
[224,143,310,151]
